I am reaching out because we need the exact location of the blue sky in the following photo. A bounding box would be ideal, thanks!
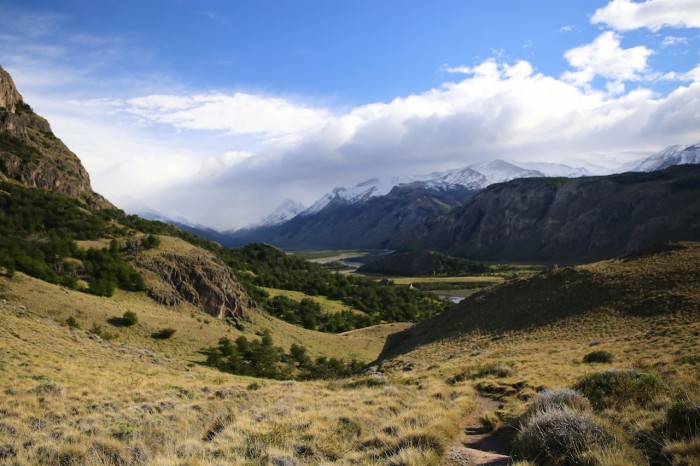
[1,0,700,228]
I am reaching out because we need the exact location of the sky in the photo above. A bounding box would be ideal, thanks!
[1,0,700,229]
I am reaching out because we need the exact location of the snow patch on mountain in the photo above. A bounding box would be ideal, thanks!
[628,143,700,172]
[256,198,306,226]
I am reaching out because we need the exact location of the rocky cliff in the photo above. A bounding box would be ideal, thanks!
[136,238,255,324]
[0,65,111,208]
[392,165,700,262]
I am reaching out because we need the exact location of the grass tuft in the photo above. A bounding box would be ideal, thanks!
[583,350,614,364]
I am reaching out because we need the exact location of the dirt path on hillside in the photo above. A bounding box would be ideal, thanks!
[444,396,515,465]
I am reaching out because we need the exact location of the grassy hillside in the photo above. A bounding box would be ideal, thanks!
[0,272,471,465]
[1,241,699,464]
[378,241,700,465]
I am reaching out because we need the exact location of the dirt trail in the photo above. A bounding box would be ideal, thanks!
[445,395,515,465]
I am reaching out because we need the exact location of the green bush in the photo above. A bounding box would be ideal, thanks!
[665,400,700,440]
[583,350,614,364]
[575,369,666,409]
[205,332,363,380]
[122,311,138,327]
[65,316,80,329]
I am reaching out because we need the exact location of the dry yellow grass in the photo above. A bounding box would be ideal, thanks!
[0,293,474,465]
[1,242,699,465]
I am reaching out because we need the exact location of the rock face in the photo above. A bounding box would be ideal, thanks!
[136,245,255,323]
[0,66,22,114]
[392,165,700,262]
[0,65,112,208]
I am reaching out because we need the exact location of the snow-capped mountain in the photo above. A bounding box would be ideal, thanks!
[256,199,306,227]
[302,178,392,216]
[298,159,568,217]
[517,162,594,178]
[628,143,700,172]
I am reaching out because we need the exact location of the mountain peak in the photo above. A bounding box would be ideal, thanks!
[0,65,23,114]
[629,143,700,172]
[0,65,113,208]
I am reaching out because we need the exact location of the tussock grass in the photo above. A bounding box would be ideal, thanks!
[0,291,474,464]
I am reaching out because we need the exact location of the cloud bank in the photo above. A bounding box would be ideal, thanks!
[3,0,700,230]
[592,0,700,31]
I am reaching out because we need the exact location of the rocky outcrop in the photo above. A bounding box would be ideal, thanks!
[0,65,112,209]
[136,245,255,323]
[0,66,22,114]
[392,165,700,262]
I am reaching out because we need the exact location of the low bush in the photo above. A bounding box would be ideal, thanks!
[665,400,700,440]
[574,369,665,409]
[583,350,614,364]
[447,362,514,384]
[65,316,80,329]
[121,311,138,327]
[516,407,612,466]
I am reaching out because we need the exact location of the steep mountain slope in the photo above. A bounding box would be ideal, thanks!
[225,183,477,249]
[393,165,700,262]
[0,65,111,208]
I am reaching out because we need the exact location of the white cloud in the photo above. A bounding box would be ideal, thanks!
[559,25,577,33]
[661,35,689,46]
[562,32,652,88]
[592,0,700,31]
[126,93,332,141]
[18,54,698,230]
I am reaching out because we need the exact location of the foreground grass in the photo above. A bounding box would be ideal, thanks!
[0,298,473,465]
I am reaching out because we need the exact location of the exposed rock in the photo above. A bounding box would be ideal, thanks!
[0,66,22,114]
[136,245,255,322]
[393,166,700,262]
[0,65,112,209]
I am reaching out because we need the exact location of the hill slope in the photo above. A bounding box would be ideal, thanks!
[380,241,700,359]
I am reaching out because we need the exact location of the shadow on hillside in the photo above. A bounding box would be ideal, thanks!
[107,317,131,327]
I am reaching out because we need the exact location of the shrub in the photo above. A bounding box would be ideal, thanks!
[583,350,614,364]
[122,311,138,327]
[111,420,138,441]
[665,400,700,440]
[65,316,81,329]
[30,380,65,396]
[447,363,514,384]
[574,369,666,409]
[516,408,612,466]
[152,328,176,339]
[529,388,591,414]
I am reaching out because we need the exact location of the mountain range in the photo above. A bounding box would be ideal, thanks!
[182,144,700,257]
